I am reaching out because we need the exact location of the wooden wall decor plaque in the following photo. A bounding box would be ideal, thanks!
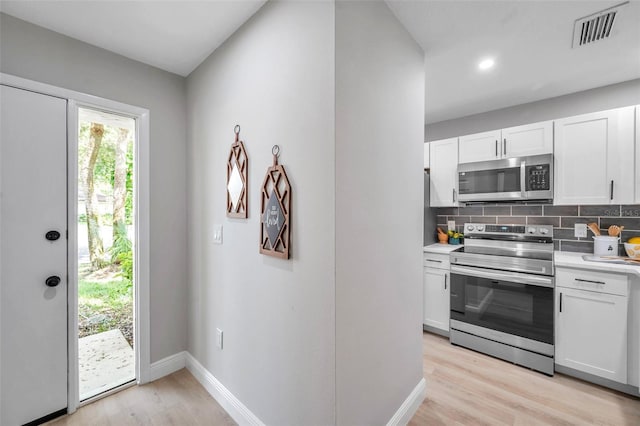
[227,125,248,218]
[260,145,291,259]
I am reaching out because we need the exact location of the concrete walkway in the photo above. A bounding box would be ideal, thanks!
[79,329,134,401]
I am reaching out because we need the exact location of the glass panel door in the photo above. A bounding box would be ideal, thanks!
[77,108,136,401]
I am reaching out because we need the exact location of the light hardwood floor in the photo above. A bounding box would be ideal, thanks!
[46,369,236,426]
[46,332,639,425]
[410,331,640,425]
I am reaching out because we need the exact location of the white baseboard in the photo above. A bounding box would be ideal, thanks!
[185,352,265,426]
[386,378,426,426]
[148,351,187,382]
[150,351,423,426]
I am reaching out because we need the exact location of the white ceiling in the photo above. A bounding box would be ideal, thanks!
[1,1,639,124]
[0,0,267,76]
[387,0,640,124]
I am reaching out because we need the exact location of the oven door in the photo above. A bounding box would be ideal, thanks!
[450,265,554,345]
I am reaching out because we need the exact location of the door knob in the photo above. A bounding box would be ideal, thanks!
[45,276,61,287]
[45,230,61,241]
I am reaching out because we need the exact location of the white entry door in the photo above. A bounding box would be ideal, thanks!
[1,85,68,425]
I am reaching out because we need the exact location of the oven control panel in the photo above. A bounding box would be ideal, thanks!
[465,223,553,239]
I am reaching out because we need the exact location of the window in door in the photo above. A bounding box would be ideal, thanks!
[77,108,136,401]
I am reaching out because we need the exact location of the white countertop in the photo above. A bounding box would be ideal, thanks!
[424,243,462,254]
[555,251,640,277]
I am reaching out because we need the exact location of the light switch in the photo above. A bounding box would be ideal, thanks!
[213,224,223,244]
[447,220,456,232]
[575,223,587,238]
[216,328,223,349]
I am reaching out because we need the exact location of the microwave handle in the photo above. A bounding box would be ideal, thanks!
[520,159,526,197]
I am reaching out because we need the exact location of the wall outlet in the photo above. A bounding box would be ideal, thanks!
[447,220,456,231]
[213,224,223,244]
[216,328,223,349]
[575,223,587,238]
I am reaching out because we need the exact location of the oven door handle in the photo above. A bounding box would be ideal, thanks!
[450,265,554,288]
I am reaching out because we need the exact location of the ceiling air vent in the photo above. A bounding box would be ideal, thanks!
[572,1,628,48]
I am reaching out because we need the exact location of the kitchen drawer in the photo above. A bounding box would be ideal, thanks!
[556,267,629,297]
[423,252,450,269]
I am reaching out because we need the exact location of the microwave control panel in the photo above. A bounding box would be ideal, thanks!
[526,164,550,191]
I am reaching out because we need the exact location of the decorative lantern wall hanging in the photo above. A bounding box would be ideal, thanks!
[260,145,291,259]
[227,125,249,218]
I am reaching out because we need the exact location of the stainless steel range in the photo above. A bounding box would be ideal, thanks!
[449,223,555,375]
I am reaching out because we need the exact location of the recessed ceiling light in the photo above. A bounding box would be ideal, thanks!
[478,58,495,71]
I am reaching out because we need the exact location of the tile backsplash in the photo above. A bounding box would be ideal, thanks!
[433,204,640,254]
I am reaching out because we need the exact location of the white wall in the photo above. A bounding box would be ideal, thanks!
[335,1,425,424]
[186,1,336,424]
[2,3,426,423]
[426,78,640,141]
[0,13,188,363]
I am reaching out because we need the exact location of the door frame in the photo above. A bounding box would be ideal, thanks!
[0,73,151,415]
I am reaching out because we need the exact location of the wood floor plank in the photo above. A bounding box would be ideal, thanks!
[45,333,639,425]
[410,332,640,426]
[46,369,236,426]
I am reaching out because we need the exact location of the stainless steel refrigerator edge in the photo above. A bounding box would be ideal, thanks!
[424,170,436,245]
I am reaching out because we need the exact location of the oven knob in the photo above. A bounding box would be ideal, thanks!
[539,227,549,235]
[466,224,475,231]
[528,227,536,234]
[477,225,485,231]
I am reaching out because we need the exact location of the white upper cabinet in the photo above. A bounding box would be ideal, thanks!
[502,121,553,158]
[458,121,552,164]
[458,129,502,163]
[424,142,430,169]
[429,137,459,207]
[636,106,639,203]
[554,106,635,205]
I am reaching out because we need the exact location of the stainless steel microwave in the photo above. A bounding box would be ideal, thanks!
[457,154,553,203]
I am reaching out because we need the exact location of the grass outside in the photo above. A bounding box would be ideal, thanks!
[78,264,133,347]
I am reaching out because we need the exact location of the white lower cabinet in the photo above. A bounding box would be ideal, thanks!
[423,253,450,332]
[555,267,629,383]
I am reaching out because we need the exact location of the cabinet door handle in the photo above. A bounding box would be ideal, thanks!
[452,188,456,203]
[444,274,447,290]
[610,180,614,200]
[495,140,498,157]
[503,138,507,156]
[575,278,606,285]
[425,259,442,263]
[559,292,562,313]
